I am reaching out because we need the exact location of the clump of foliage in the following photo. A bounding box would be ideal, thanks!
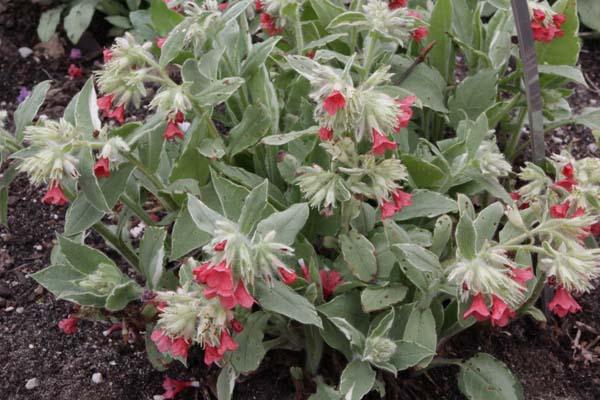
[3,0,600,399]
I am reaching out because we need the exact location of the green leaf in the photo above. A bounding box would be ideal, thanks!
[456,214,478,260]
[392,244,441,274]
[38,6,64,42]
[75,78,102,136]
[187,194,227,235]
[573,108,600,130]
[536,0,580,66]
[64,0,98,43]
[402,307,437,368]
[158,19,189,67]
[394,190,458,221]
[474,202,503,250]
[238,180,270,235]
[361,285,408,313]
[105,281,143,311]
[458,353,524,400]
[31,264,106,307]
[230,312,269,373]
[261,126,319,145]
[449,69,498,127]
[217,364,237,400]
[150,0,183,36]
[428,0,453,81]
[538,65,587,86]
[579,0,600,31]
[390,340,436,371]
[170,206,212,260]
[254,203,309,245]
[431,214,452,256]
[211,170,250,222]
[58,236,115,274]
[339,360,375,400]
[228,104,271,156]
[255,280,322,328]
[79,148,110,212]
[309,0,345,27]
[241,37,280,77]
[339,231,377,282]
[196,77,245,107]
[391,56,448,113]
[63,196,104,236]
[308,382,342,400]
[139,227,166,290]
[326,11,369,30]
[401,154,445,189]
[14,81,51,142]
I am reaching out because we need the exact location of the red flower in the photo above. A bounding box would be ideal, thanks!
[255,0,263,11]
[388,0,407,9]
[58,317,78,334]
[553,178,577,192]
[204,330,238,365]
[218,2,229,11]
[42,181,69,205]
[157,37,167,49]
[562,163,574,180]
[411,26,429,42]
[380,199,398,220]
[151,329,174,353]
[591,221,600,236]
[163,121,185,141]
[307,50,316,59]
[553,14,566,29]
[170,337,191,359]
[533,9,546,23]
[372,128,397,155]
[97,95,114,117]
[323,91,346,116]
[231,319,244,333]
[392,189,413,211]
[278,267,298,285]
[260,13,282,36]
[463,293,490,321]
[550,200,570,218]
[108,104,125,124]
[195,262,255,309]
[218,282,255,309]
[162,377,196,399]
[214,240,227,252]
[511,266,534,290]
[549,285,582,318]
[103,48,113,63]
[68,64,82,80]
[531,10,565,43]
[94,157,110,179]
[490,295,515,327]
[318,127,333,141]
[320,270,343,299]
[394,96,415,131]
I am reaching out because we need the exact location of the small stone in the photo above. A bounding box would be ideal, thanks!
[5,306,14,312]
[109,361,117,366]
[587,143,598,153]
[16,307,24,314]
[29,344,34,349]
[34,245,43,251]
[154,396,165,400]
[91,373,103,384]
[18,47,33,58]
[25,378,39,390]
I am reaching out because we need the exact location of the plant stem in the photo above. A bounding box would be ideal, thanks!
[361,32,378,80]
[488,93,523,128]
[293,6,304,54]
[92,221,141,273]
[516,272,547,317]
[394,41,437,86]
[120,193,159,227]
[505,106,528,161]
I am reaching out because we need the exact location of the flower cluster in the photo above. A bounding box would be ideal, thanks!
[363,0,429,45]
[529,6,566,43]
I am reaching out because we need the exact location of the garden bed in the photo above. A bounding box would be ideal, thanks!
[1,1,600,399]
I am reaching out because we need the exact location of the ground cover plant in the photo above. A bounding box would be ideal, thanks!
[2,0,600,399]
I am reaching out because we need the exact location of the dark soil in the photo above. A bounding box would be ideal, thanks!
[1,1,599,399]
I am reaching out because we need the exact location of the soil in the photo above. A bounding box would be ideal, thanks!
[1,1,599,399]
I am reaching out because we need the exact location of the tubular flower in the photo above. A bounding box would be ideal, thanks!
[260,13,283,36]
[42,181,69,205]
[58,317,78,334]
[363,0,430,45]
[93,157,111,179]
[163,121,185,141]
[548,285,582,318]
[511,266,534,290]
[530,7,565,43]
[68,64,82,79]
[463,293,490,321]
[388,0,407,9]
[204,330,238,365]
[97,137,130,172]
[318,127,333,141]
[108,104,125,124]
[320,269,344,299]
[371,128,397,155]
[97,95,114,117]
[323,91,346,116]
[161,377,199,399]
[380,189,412,220]
[490,295,515,327]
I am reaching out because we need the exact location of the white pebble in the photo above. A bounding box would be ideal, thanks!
[91,373,103,384]
[29,344,34,349]
[154,396,165,400]
[16,307,24,314]
[109,361,117,366]
[25,378,39,390]
[4,306,14,312]
[18,47,33,58]
[34,245,43,251]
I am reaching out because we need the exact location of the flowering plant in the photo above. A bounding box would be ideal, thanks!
[2,0,599,398]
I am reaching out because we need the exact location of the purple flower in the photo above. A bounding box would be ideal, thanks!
[17,87,30,104]
[70,48,82,60]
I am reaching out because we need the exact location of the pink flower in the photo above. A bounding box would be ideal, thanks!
[392,189,413,211]
[380,199,398,220]
[463,293,490,321]
[97,95,114,117]
[42,181,69,205]
[218,2,229,11]
[170,337,191,359]
[318,127,333,141]
[151,329,174,353]
[194,262,255,309]
[511,266,534,290]
[591,221,600,236]
[260,13,282,36]
[411,26,429,42]
[108,104,125,124]
[490,295,515,327]
[394,96,416,131]
[278,267,298,285]
[562,163,574,180]
[553,178,577,192]
[231,319,244,333]
[553,13,566,29]
[550,200,570,219]
[204,330,238,365]
[533,9,546,23]
[214,240,227,252]
[156,37,167,49]
[320,270,343,299]
[68,64,82,80]
[388,0,407,9]
[94,157,110,179]
[549,285,582,318]
[371,128,397,155]
[256,0,263,11]
[163,121,185,141]
[58,317,78,334]
[322,91,346,116]
[162,377,196,399]
[70,48,82,60]
[103,48,113,63]
[218,282,255,310]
